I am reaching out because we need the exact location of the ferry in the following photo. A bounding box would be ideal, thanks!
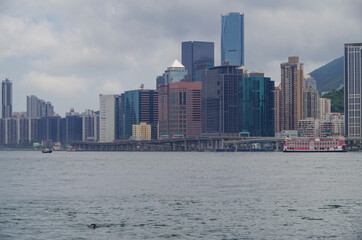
[283,137,347,152]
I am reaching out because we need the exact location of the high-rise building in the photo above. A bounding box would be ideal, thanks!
[239,73,275,137]
[344,43,362,137]
[81,110,99,142]
[303,87,319,119]
[182,41,214,82]
[201,65,244,136]
[304,74,317,90]
[280,56,304,131]
[274,84,282,133]
[158,81,202,138]
[99,94,120,142]
[121,89,158,139]
[1,79,12,119]
[319,98,331,119]
[164,60,188,84]
[27,95,55,118]
[221,12,244,66]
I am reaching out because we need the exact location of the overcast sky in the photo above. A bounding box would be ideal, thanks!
[0,0,361,116]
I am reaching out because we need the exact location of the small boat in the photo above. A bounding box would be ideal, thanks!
[42,148,53,153]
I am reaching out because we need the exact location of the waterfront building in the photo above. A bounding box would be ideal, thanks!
[27,95,55,118]
[280,56,304,131]
[0,119,4,144]
[221,12,244,66]
[1,78,12,119]
[299,118,320,137]
[274,84,282,133]
[61,113,82,145]
[132,122,152,140]
[81,110,99,142]
[121,89,158,139]
[182,41,214,82]
[99,94,120,142]
[319,98,331,119]
[303,74,317,90]
[201,65,244,136]
[303,87,319,119]
[322,113,345,136]
[238,72,275,137]
[4,118,18,144]
[158,81,202,138]
[344,43,362,137]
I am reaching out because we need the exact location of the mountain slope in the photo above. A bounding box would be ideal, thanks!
[323,88,344,113]
[309,56,343,92]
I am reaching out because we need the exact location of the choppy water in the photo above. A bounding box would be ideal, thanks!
[0,151,361,239]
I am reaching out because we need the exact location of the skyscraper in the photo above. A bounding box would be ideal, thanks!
[303,87,319,119]
[344,43,362,137]
[238,72,275,137]
[99,94,120,142]
[221,12,244,66]
[121,89,158,139]
[182,41,214,82]
[164,60,188,83]
[280,56,304,131]
[274,84,282,133]
[1,79,12,119]
[158,81,202,138]
[27,95,55,118]
[201,65,244,136]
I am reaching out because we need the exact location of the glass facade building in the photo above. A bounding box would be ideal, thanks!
[182,41,214,82]
[238,73,275,137]
[121,89,158,139]
[221,12,244,66]
[344,43,362,137]
[303,87,319,119]
[201,65,243,136]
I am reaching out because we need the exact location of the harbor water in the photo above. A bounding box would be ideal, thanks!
[0,151,361,239]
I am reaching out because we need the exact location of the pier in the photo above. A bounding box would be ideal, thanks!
[72,137,286,152]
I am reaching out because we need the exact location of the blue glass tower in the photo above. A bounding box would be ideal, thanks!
[238,73,274,137]
[221,12,244,66]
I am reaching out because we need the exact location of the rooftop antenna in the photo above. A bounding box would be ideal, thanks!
[140,83,144,90]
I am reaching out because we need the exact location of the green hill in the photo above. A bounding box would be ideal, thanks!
[322,88,344,113]
[309,56,343,93]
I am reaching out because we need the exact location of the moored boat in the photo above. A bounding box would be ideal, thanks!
[283,137,347,152]
[42,148,53,153]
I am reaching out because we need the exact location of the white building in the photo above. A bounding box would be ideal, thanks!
[319,98,331,120]
[99,94,119,142]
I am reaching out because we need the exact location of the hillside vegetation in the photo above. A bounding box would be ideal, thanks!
[323,88,344,113]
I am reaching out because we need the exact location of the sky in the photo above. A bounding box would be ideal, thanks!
[0,0,361,116]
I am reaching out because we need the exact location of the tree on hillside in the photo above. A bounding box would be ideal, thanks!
[323,88,344,113]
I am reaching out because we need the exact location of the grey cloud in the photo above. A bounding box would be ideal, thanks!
[0,0,361,115]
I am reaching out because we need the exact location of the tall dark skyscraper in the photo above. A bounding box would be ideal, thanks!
[344,43,362,137]
[182,41,214,82]
[221,12,244,66]
[201,65,244,136]
[1,78,12,119]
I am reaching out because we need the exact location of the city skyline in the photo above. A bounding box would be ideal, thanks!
[0,1,361,115]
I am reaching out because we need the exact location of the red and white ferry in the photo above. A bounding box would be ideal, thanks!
[283,137,347,152]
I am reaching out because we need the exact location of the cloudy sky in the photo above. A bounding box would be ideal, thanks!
[0,0,361,115]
